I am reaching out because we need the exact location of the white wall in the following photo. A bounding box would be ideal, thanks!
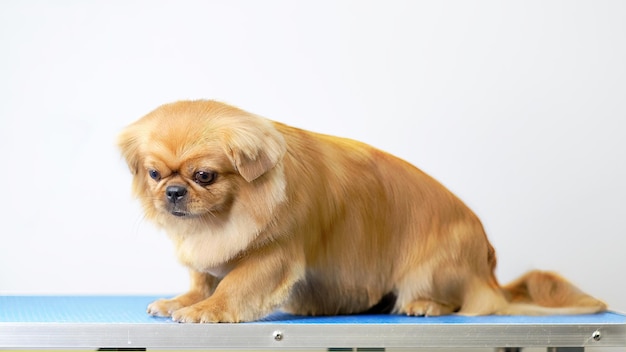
[1,1,624,313]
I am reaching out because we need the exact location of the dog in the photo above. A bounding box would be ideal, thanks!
[118,100,606,323]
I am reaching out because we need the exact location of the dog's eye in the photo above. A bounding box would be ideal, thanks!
[148,169,161,181]
[194,171,217,185]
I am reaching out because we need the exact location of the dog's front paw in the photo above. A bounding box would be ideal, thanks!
[147,298,186,317]
[171,302,239,323]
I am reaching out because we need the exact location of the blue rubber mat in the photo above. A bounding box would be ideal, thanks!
[0,295,624,325]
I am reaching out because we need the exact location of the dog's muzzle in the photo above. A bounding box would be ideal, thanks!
[165,185,188,216]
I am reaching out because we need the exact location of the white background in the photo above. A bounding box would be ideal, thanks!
[1,0,624,315]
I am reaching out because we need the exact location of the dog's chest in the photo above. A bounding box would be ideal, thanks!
[167,217,261,275]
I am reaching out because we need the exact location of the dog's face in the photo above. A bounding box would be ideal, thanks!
[118,101,287,231]
[136,138,236,219]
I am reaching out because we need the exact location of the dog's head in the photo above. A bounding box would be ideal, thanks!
[117,100,287,229]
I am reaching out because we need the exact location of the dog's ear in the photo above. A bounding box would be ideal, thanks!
[117,125,141,175]
[223,117,286,182]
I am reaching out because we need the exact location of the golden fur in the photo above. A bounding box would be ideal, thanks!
[118,100,606,322]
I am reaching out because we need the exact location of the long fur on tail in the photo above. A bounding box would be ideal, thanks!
[497,270,607,315]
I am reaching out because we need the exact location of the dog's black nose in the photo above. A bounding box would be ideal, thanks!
[165,185,187,203]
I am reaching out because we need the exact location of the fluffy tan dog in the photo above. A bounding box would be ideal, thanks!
[118,100,606,323]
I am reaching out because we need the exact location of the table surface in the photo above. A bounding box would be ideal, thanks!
[1,295,625,349]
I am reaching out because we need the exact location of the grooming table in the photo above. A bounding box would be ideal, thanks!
[0,296,624,351]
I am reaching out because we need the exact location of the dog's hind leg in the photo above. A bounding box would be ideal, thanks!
[399,298,457,316]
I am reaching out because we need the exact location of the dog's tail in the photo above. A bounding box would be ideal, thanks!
[495,270,607,315]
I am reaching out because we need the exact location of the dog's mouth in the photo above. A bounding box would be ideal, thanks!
[170,210,189,217]
[163,200,220,219]
[165,204,192,217]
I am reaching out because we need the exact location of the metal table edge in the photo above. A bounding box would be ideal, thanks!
[1,319,625,349]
